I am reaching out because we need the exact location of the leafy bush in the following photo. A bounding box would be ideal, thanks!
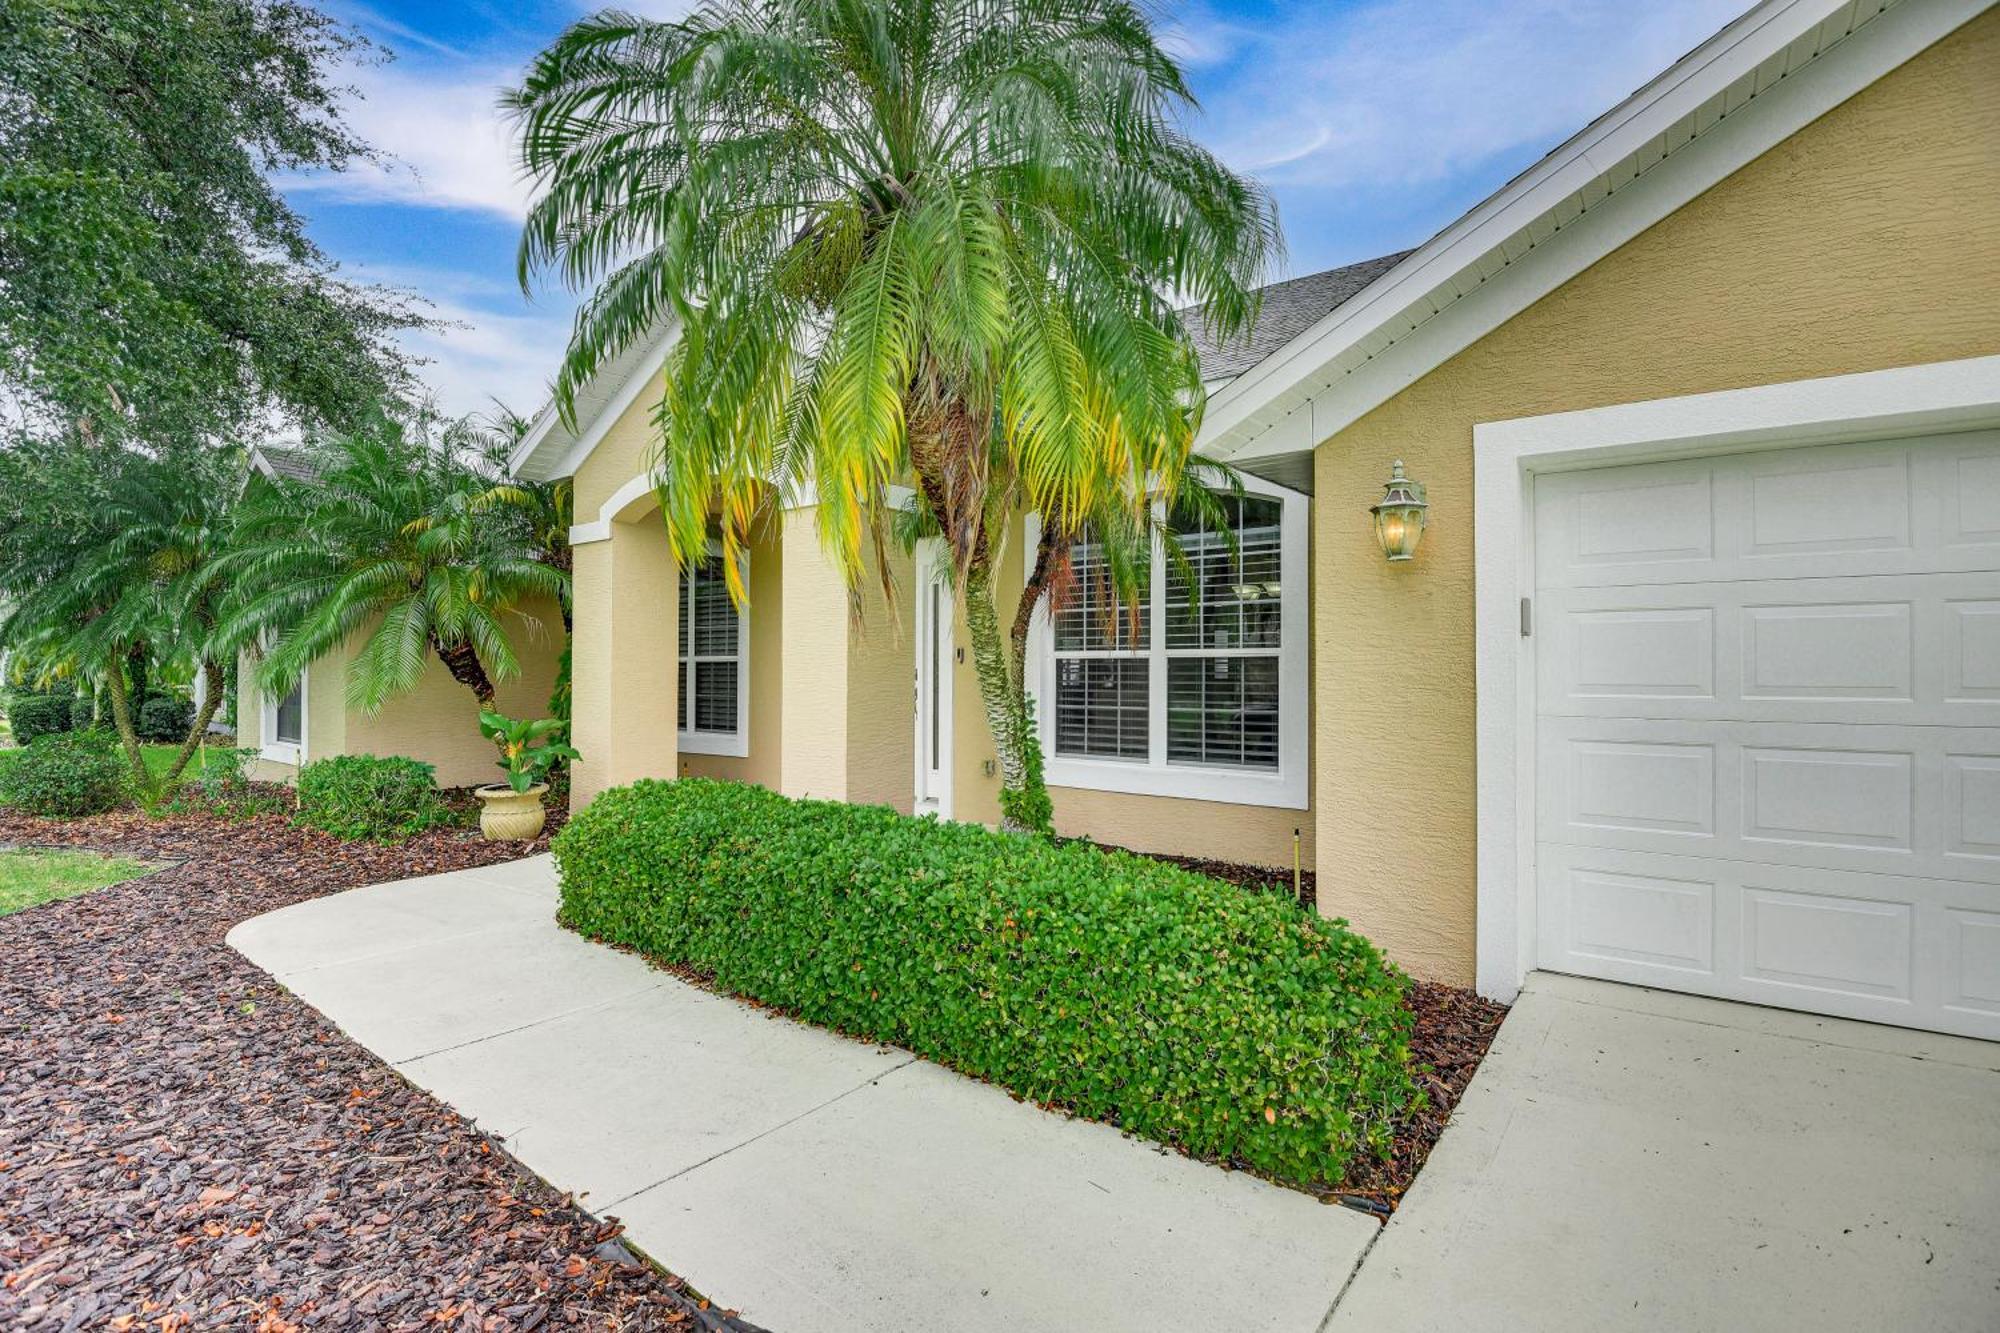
[295,754,450,841]
[137,695,195,742]
[554,779,1418,1188]
[69,696,95,730]
[7,693,75,744]
[0,731,129,817]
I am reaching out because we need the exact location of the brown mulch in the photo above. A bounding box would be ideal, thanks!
[0,808,755,1332]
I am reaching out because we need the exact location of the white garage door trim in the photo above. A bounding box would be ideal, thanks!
[1473,354,2000,1007]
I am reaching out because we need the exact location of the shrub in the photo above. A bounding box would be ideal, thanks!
[138,695,195,742]
[295,754,450,841]
[0,730,129,817]
[7,693,75,744]
[554,779,1419,1188]
[70,696,95,731]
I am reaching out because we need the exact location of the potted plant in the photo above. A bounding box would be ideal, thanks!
[475,709,579,840]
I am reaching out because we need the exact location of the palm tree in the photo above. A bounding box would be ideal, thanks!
[217,418,569,714]
[509,0,1277,830]
[0,445,235,790]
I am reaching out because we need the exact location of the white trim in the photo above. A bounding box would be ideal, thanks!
[1472,355,2000,1005]
[511,326,678,482]
[571,476,918,546]
[259,661,306,768]
[677,546,751,758]
[913,539,955,819]
[1026,473,1311,809]
[1205,0,1990,462]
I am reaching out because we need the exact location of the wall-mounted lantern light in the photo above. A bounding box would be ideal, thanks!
[1370,459,1428,562]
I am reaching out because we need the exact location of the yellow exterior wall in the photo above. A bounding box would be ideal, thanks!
[237,599,565,788]
[1311,14,2000,984]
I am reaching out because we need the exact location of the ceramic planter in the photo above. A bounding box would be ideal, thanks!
[475,782,548,841]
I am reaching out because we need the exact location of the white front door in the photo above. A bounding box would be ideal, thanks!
[1531,431,2000,1039]
[914,541,955,818]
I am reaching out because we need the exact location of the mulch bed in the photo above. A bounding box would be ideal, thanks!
[0,807,756,1332]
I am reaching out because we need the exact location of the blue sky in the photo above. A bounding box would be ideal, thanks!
[290,0,1750,418]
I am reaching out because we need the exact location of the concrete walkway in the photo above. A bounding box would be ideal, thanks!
[227,856,1379,1333]
[1329,973,2000,1333]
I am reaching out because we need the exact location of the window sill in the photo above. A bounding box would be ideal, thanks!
[1044,755,1307,810]
[679,730,749,759]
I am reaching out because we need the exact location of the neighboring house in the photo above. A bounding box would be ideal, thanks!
[236,444,565,788]
[511,0,2000,1040]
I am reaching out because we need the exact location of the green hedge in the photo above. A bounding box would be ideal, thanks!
[295,754,450,841]
[554,779,1419,1188]
[0,731,129,817]
[7,693,75,745]
[137,695,194,742]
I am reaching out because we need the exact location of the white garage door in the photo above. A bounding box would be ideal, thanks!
[1532,431,2000,1040]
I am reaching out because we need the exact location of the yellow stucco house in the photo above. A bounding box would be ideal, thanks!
[233,445,567,790]
[508,0,2000,1040]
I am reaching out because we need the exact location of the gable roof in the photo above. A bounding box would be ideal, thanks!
[1184,251,1413,382]
[1201,0,1992,465]
[248,443,321,483]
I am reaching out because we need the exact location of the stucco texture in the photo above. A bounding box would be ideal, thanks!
[1310,13,2000,983]
[237,596,565,788]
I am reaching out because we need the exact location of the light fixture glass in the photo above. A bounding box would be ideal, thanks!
[1370,460,1428,561]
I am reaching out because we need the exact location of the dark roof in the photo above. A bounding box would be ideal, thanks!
[252,443,322,483]
[1183,250,1413,380]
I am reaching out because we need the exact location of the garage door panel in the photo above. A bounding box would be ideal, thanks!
[1533,433,2000,1040]
[1539,717,2000,884]
[1536,845,2000,1039]
[1535,431,2000,588]
[1539,573,1998,726]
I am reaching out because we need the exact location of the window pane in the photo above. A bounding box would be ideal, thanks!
[1054,657,1148,759]
[689,558,738,656]
[678,565,691,656]
[1167,656,1278,770]
[275,684,303,745]
[678,660,688,731]
[694,660,738,733]
[1166,493,1281,652]
[1053,533,1148,652]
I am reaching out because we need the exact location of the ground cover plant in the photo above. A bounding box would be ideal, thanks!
[0,849,152,916]
[555,779,1420,1189]
[294,754,450,842]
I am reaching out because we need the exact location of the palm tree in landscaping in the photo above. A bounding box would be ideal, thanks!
[508,0,1278,831]
[217,419,568,714]
[0,445,235,791]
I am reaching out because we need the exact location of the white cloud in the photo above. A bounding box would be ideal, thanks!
[288,60,532,218]
[1187,0,1752,189]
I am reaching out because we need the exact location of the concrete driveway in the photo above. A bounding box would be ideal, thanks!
[1329,972,2000,1333]
[227,856,1379,1333]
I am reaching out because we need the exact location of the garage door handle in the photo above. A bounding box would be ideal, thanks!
[1520,597,1533,638]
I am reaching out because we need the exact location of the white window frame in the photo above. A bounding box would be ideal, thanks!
[1472,354,2000,1007]
[260,659,306,767]
[677,545,750,758]
[1026,472,1309,809]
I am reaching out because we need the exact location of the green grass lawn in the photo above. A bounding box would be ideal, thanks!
[139,743,231,779]
[0,849,154,916]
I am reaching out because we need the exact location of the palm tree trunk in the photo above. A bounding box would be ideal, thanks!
[1011,517,1064,690]
[911,392,1053,835]
[103,651,148,791]
[158,656,224,787]
[432,637,497,706]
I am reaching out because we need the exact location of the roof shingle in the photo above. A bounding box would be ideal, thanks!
[1182,250,1413,381]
